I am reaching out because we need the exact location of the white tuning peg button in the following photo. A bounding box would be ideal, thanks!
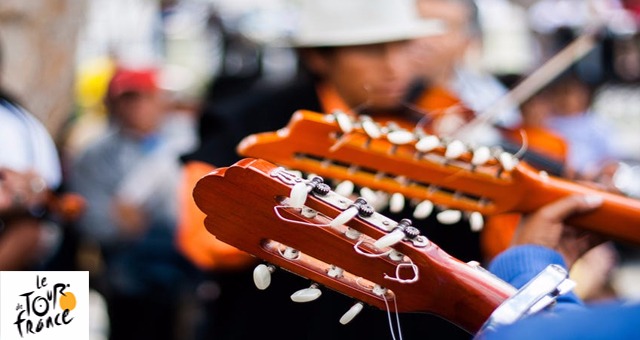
[374,229,405,249]
[437,210,462,224]
[471,146,491,166]
[389,192,405,213]
[361,118,382,139]
[499,152,517,172]
[289,182,308,209]
[291,284,322,303]
[340,302,364,325]
[469,211,484,232]
[387,130,415,145]
[335,111,353,133]
[413,200,434,219]
[415,135,440,152]
[253,264,275,290]
[330,207,359,228]
[444,140,466,159]
[335,180,355,197]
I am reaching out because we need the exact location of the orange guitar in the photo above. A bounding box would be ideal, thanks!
[237,110,640,245]
[193,158,578,335]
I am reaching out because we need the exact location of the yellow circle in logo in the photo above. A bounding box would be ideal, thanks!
[59,292,77,311]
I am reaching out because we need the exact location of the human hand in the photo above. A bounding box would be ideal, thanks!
[0,167,49,215]
[512,194,606,268]
[110,198,148,239]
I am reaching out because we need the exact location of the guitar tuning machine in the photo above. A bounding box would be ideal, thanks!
[340,302,365,325]
[253,264,276,290]
[373,218,420,249]
[330,197,375,228]
[289,176,330,208]
[291,283,322,303]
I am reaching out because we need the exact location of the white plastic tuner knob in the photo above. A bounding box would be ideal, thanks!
[340,302,364,325]
[253,264,274,290]
[291,284,322,303]
[374,229,405,249]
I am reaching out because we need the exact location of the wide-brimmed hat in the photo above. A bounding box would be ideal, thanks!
[242,0,445,47]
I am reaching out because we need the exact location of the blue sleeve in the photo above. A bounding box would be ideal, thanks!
[488,245,582,308]
[477,301,640,340]
[476,246,640,339]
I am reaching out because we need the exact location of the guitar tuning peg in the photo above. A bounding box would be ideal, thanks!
[289,182,308,209]
[469,211,484,232]
[415,135,440,153]
[386,129,415,145]
[360,115,382,139]
[333,110,354,133]
[373,218,413,249]
[253,264,276,290]
[444,139,466,160]
[330,205,359,228]
[374,229,405,249]
[291,283,322,303]
[330,197,374,228]
[334,180,355,197]
[471,146,492,166]
[413,200,434,219]
[436,209,462,224]
[389,192,405,213]
[290,177,331,209]
[498,152,518,172]
[339,302,364,325]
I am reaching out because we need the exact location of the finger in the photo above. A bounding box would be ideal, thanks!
[538,194,603,223]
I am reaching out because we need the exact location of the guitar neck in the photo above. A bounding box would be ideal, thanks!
[238,110,640,246]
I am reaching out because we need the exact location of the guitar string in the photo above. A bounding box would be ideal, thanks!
[273,202,413,339]
[381,291,404,340]
[354,240,420,284]
[274,205,422,284]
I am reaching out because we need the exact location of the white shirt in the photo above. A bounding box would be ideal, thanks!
[0,98,62,188]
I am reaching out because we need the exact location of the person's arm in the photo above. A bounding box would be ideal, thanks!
[0,168,50,270]
[489,194,605,287]
[476,194,628,339]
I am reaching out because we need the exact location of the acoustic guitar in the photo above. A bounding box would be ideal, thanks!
[236,110,640,245]
[192,158,584,335]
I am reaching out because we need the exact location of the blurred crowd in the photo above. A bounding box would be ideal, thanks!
[2,0,640,339]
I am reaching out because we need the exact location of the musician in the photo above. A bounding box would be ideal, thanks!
[177,0,502,339]
[67,66,196,340]
[477,194,640,339]
[0,39,63,270]
[411,0,521,140]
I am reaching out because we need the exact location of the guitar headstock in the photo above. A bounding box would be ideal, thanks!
[193,158,514,334]
[237,110,521,228]
[237,110,640,245]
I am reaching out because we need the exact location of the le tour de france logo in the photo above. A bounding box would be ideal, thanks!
[0,271,89,340]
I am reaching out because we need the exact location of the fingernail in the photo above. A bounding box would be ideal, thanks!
[583,195,603,207]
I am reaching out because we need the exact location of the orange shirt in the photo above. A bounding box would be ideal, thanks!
[176,161,256,271]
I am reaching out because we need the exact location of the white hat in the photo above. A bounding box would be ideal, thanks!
[242,0,445,47]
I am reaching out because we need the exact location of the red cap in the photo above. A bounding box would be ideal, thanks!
[107,67,159,100]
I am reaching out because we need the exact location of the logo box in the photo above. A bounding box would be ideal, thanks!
[0,271,89,340]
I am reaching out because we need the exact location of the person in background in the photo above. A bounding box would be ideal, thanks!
[67,66,196,340]
[0,39,63,271]
[545,72,622,180]
[177,0,502,339]
[476,194,640,339]
[411,0,521,142]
